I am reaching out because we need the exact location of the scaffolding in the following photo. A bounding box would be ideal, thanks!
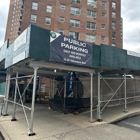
[2,61,95,135]
[97,72,140,121]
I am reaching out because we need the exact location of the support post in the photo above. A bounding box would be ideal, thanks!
[11,72,18,121]
[49,78,51,99]
[53,78,55,98]
[49,78,53,110]
[124,73,128,112]
[51,78,53,98]
[48,78,52,110]
[97,72,102,121]
[90,73,93,123]
[3,72,11,116]
[28,67,39,136]
[63,77,67,114]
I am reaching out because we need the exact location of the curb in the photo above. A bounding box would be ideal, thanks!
[0,125,11,140]
[109,111,140,124]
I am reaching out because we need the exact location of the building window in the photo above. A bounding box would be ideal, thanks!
[112,22,116,29]
[112,2,116,9]
[102,12,106,18]
[112,32,116,39]
[86,22,96,30]
[32,2,38,10]
[59,30,64,35]
[112,43,116,47]
[60,17,65,22]
[86,34,95,43]
[46,5,52,13]
[30,14,37,23]
[60,4,65,10]
[71,0,81,3]
[69,31,79,39]
[87,10,96,18]
[45,17,51,25]
[112,12,116,19]
[101,36,105,41]
[101,24,106,29]
[70,19,80,27]
[102,1,106,6]
[87,0,97,8]
[70,7,80,15]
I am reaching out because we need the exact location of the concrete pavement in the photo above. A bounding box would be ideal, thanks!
[0,101,140,140]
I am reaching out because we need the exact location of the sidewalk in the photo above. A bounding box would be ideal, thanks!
[0,101,140,140]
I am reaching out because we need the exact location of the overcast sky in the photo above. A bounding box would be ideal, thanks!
[0,0,140,52]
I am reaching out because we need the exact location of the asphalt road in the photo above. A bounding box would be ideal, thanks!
[59,124,140,140]
[116,115,140,132]
[0,132,4,140]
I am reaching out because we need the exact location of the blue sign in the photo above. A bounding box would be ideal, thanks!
[66,72,76,97]
[36,76,40,91]
[50,32,93,67]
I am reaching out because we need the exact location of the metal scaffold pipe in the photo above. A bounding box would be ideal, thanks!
[28,66,39,136]
[90,73,93,123]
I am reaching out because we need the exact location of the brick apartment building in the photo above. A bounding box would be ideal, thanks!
[5,0,123,48]
[4,0,123,94]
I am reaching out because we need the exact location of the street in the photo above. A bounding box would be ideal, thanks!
[116,115,140,132]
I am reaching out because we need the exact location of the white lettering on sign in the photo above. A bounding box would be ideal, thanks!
[50,30,92,67]
[14,29,27,52]
[64,37,86,47]
[13,52,25,64]
[127,50,140,58]
[61,43,88,53]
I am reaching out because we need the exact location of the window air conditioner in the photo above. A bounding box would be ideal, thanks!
[70,12,74,15]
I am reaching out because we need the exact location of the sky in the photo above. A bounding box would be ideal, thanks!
[0,0,140,52]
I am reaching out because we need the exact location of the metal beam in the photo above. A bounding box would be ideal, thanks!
[63,77,66,114]
[97,72,102,121]
[11,72,18,121]
[28,66,39,136]
[3,73,11,116]
[12,67,67,76]
[29,61,95,73]
[124,73,128,112]
[90,73,93,123]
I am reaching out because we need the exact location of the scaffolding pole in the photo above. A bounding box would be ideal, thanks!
[49,78,51,99]
[97,72,102,121]
[124,73,128,112]
[63,77,66,114]
[28,66,39,136]
[53,78,55,98]
[3,72,11,116]
[50,78,52,99]
[90,73,93,123]
[11,72,18,121]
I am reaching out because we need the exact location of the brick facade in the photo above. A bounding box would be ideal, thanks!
[5,0,122,48]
